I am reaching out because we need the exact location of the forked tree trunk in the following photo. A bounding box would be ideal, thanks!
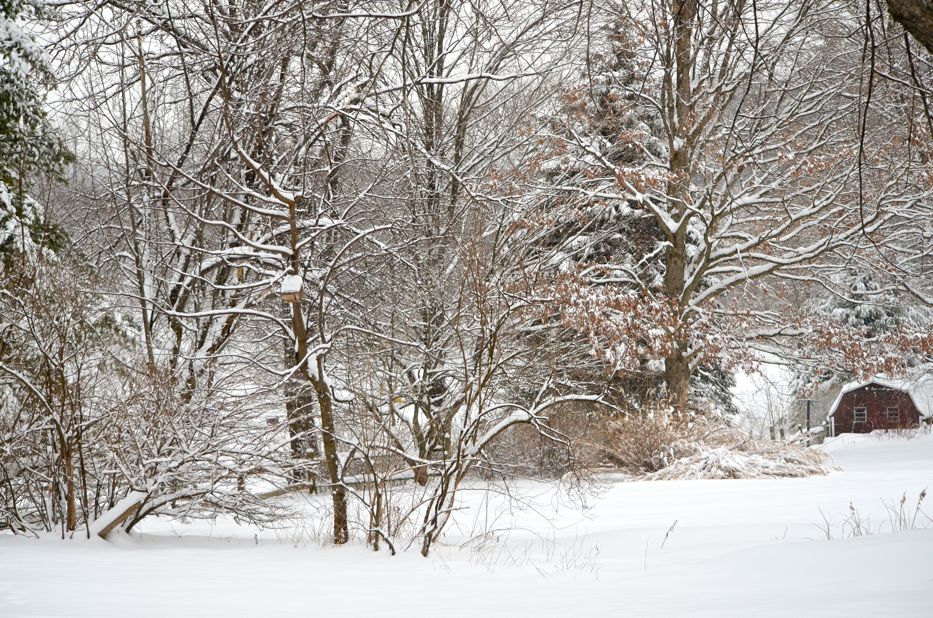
[284,335,319,486]
[286,197,349,545]
[290,314,348,544]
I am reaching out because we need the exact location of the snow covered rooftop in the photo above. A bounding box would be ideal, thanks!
[279,274,303,295]
[827,375,933,419]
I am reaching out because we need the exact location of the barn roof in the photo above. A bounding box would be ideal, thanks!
[827,375,933,419]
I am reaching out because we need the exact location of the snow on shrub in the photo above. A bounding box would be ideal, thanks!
[597,405,827,480]
[643,442,827,480]
[599,407,710,473]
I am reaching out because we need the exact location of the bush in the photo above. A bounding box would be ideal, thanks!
[643,442,826,480]
[483,401,828,481]
[598,407,713,474]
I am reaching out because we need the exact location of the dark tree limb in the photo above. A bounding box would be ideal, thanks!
[887,0,933,55]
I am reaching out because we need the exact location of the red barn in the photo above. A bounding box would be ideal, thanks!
[827,378,932,437]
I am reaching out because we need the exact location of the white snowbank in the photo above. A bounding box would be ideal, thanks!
[2,434,932,617]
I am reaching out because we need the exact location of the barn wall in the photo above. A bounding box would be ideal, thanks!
[831,385,922,435]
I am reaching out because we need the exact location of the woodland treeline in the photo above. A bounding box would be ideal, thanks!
[1,1,931,553]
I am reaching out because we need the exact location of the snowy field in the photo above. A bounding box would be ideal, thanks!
[2,434,932,617]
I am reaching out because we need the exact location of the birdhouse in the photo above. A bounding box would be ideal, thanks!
[279,274,303,304]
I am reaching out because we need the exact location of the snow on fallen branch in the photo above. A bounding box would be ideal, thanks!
[87,491,147,539]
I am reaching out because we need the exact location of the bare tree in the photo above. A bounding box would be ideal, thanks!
[521,1,924,411]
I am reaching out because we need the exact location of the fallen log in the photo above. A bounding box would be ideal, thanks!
[88,491,147,539]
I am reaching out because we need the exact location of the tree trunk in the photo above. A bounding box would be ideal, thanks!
[664,343,691,412]
[662,0,698,412]
[311,370,349,544]
[286,197,347,545]
[413,463,429,486]
[284,335,319,486]
[62,445,77,532]
[290,309,348,544]
[663,235,690,411]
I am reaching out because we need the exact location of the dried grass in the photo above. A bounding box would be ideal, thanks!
[486,402,829,481]
[597,406,828,480]
[643,441,827,480]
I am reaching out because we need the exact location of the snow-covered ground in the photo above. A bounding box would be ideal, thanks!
[2,433,932,617]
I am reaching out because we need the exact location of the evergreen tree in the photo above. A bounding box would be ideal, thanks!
[813,270,932,337]
[0,0,68,260]
[795,268,933,392]
[520,19,735,414]
[532,20,667,284]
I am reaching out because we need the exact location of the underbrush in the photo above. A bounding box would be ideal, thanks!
[642,442,826,480]
[476,403,829,482]
[595,407,827,480]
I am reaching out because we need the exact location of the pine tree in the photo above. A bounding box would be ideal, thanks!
[521,19,735,414]
[795,268,933,392]
[0,0,69,260]
[532,20,667,284]
[814,270,932,337]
